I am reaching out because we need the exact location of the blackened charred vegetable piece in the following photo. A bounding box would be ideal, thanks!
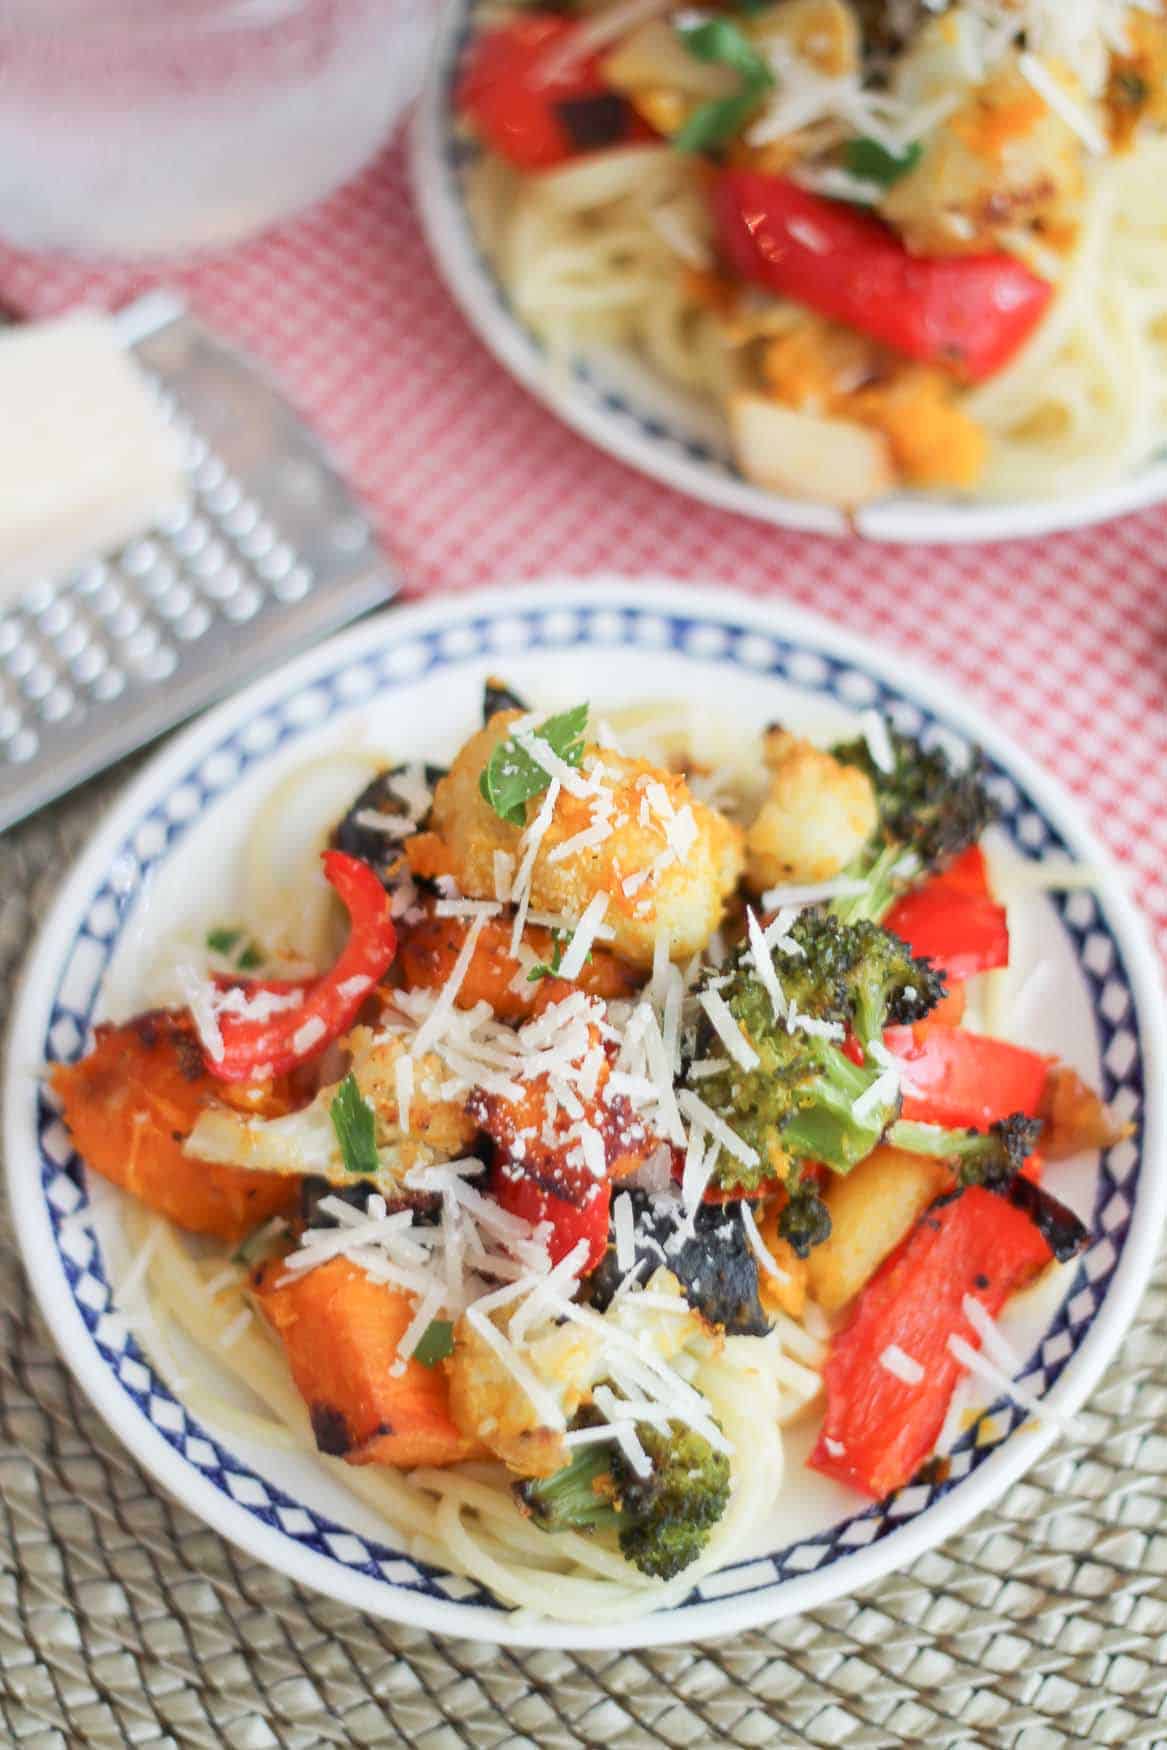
[482,677,529,722]
[586,1189,772,1336]
[331,763,446,882]
[853,0,931,62]
[298,1175,440,1231]
[1002,1175,1088,1264]
[554,92,639,152]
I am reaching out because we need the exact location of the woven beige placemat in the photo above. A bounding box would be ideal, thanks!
[3,770,1165,1750]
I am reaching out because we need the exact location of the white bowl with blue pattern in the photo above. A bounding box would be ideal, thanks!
[5,579,1165,1647]
[410,3,1167,544]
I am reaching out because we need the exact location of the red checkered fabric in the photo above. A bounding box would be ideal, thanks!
[1,134,1163,962]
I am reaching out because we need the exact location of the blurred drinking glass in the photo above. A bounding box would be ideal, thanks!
[0,0,432,255]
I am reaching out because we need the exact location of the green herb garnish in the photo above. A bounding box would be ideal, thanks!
[412,1319,455,1367]
[527,925,594,982]
[843,136,922,189]
[207,927,264,971]
[673,19,775,154]
[330,1073,379,1177]
[479,702,588,826]
[527,930,566,982]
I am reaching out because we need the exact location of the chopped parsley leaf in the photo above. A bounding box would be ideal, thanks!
[673,19,774,155]
[207,927,265,971]
[330,1073,379,1177]
[412,1319,455,1367]
[843,136,922,188]
[527,931,566,982]
[479,702,588,826]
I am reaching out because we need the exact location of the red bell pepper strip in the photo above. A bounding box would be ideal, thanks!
[927,845,991,899]
[885,1023,1049,1129]
[809,1186,1053,1498]
[491,1158,611,1273]
[712,172,1054,383]
[203,851,396,1083]
[458,15,651,171]
[885,844,1008,982]
[885,890,1009,983]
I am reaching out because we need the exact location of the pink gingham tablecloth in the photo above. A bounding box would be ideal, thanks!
[2,135,1164,962]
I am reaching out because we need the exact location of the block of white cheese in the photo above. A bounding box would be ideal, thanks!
[0,311,188,607]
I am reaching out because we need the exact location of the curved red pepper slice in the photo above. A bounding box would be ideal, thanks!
[885,847,1009,983]
[713,172,1053,382]
[203,850,396,1082]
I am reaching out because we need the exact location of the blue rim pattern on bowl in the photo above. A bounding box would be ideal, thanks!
[35,602,1145,1616]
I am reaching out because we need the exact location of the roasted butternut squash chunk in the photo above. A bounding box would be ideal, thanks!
[254,1257,478,1469]
[52,1013,300,1244]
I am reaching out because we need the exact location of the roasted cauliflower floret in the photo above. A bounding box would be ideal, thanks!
[745,727,877,892]
[447,1314,603,1476]
[424,710,744,966]
[183,1030,476,1189]
[883,54,1085,257]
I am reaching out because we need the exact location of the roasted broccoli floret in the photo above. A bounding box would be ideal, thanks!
[688,913,943,1194]
[843,919,947,1046]
[515,1414,731,1581]
[830,728,996,923]
[891,1114,1041,1190]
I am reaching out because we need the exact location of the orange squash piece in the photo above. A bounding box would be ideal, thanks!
[51,1012,299,1244]
[253,1257,478,1469]
[397,910,640,1021]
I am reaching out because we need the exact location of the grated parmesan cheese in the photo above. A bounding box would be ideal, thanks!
[880,1343,925,1386]
[859,709,895,776]
[740,1201,791,1286]
[292,1015,327,1056]
[947,1332,1072,1429]
[434,898,503,920]
[851,1066,900,1124]
[745,906,788,1027]
[613,1192,636,1273]
[558,892,609,981]
[761,876,871,909]
[1017,50,1107,152]
[677,1088,758,1169]
[698,989,760,1072]
[410,912,489,1058]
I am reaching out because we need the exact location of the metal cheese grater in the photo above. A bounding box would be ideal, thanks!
[0,292,397,834]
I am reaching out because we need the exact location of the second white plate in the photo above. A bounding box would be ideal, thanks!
[411,1,1167,544]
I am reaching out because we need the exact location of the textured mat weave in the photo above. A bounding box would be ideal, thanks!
[1,131,1166,1747]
